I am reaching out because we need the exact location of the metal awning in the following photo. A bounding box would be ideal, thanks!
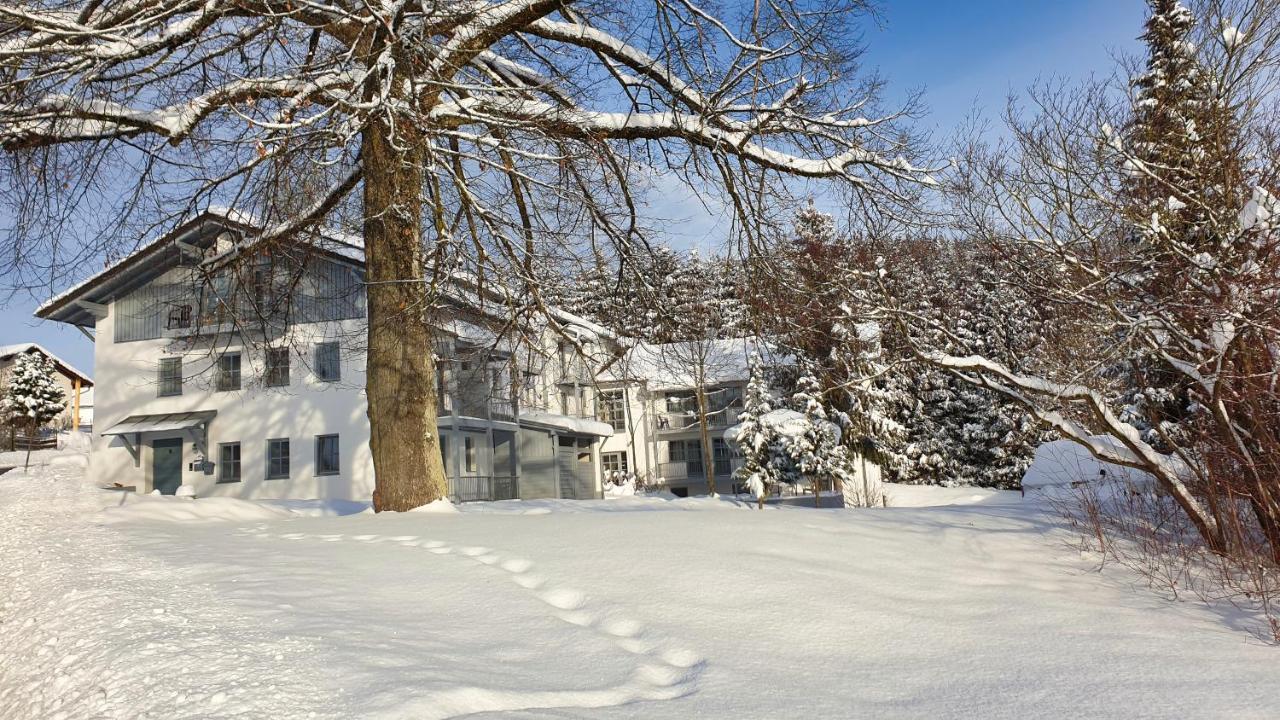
[101,410,217,436]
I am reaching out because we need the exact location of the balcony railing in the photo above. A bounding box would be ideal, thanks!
[449,475,519,502]
[655,406,741,433]
[656,461,735,481]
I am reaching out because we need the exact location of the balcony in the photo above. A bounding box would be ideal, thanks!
[654,406,741,434]
[655,461,737,485]
[438,383,518,422]
[449,475,519,502]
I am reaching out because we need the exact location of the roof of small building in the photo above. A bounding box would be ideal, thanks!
[609,336,780,391]
[0,342,93,386]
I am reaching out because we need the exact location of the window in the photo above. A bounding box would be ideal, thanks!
[264,347,290,387]
[440,435,449,473]
[219,442,241,483]
[669,440,705,475]
[216,352,242,391]
[598,389,626,431]
[315,434,339,476]
[266,438,290,479]
[602,452,629,474]
[464,436,477,473]
[158,357,182,397]
[713,438,732,476]
[315,342,340,382]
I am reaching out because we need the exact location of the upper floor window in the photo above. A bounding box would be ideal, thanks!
[315,342,341,382]
[157,357,182,397]
[598,389,626,431]
[264,347,290,387]
[216,352,242,391]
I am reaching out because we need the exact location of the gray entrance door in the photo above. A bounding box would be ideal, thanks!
[152,438,183,495]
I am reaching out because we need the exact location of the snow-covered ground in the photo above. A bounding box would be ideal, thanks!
[3,451,1278,719]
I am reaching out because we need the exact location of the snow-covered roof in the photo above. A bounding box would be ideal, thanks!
[35,208,606,344]
[0,343,93,386]
[518,410,614,438]
[616,336,776,390]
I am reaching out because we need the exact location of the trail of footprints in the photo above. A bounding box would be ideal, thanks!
[235,524,705,704]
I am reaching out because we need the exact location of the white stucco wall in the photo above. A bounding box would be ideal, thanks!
[596,381,656,483]
[89,300,376,500]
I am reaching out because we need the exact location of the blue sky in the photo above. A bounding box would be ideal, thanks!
[0,1,1150,376]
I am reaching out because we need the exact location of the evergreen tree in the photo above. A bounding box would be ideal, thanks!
[731,356,785,509]
[788,373,842,506]
[1116,0,1245,453]
[2,352,67,470]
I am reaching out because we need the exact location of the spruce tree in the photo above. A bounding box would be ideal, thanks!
[1117,0,1244,452]
[732,356,783,509]
[2,352,67,470]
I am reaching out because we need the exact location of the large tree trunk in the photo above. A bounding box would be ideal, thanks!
[362,114,449,512]
[696,387,716,496]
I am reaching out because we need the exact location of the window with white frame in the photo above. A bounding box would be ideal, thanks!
[598,389,626,431]
[602,451,629,474]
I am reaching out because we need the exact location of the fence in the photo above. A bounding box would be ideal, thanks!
[449,475,519,502]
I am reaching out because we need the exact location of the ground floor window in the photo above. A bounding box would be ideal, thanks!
[668,439,732,476]
[602,451,629,474]
[315,434,339,476]
[464,436,478,473]
[267,438,290,479]
[218,442,241,483]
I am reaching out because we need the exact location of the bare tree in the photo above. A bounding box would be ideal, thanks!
[0,0,934,510]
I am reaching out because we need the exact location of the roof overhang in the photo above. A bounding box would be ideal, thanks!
[36,214,255,328]
[101,410,216,436]
[518,410,614,438]
[35,210,365,328]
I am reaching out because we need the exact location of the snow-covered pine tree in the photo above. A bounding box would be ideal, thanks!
[788,372,844,507]
[2,351,67,470]
[731,356,783,509]
[1114,0,1245,452]
[872,239,1048,489]
[830,302,913,475]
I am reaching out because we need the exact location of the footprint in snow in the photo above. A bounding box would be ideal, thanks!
[538,587,586,611]
[512,573,544,589]
[499,557,533,574]
[600,617,643,638]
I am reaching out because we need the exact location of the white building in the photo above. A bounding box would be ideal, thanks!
[36,211,616,501]
[599,338,769,496]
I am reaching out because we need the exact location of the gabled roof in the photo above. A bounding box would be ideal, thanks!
[0,342,93,386]
[35,208,362,328]
[34,209,612,345]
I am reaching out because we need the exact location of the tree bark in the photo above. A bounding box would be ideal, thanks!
[696,386,716,496]
[362,114,449,512]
